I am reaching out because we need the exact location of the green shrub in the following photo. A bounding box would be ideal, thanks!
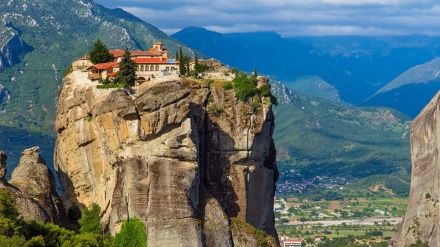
[0,189,19,220]
[222,81,233,90]
[64,64,73,77]
[230,217,277,247]
[425,193,431,199]
[96,83,125,89]
[258,84,271,97]
[78,203,101,234]
[114,217,146,247]
[67,203,82,222]
[233,72,257,101]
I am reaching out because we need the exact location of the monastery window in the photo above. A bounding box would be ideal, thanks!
[150,65,154,71]
[155,65,159,71]
[145,65,149,71]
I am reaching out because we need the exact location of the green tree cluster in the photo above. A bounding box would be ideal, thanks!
[89,39,114,64]
[114,217,147,247]
[112,47,137,87]
[232,72,258,101]
[193,54,208,75]
[78,203,102,234]
[0,191,114,247]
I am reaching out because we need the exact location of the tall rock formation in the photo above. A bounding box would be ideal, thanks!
[0,147,66,224]
[392,91,440,246]
[54,71,279,246]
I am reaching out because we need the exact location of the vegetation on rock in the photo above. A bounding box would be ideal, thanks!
[78,203,102,235]
[89,39,114,64]
[112,47,136,87]
[0,189,112,246]
[114,217,147,247]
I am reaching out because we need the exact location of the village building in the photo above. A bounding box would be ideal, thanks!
[282,239,302,247]
[87,62,119,80]
[80,41,178,87]
[314,236,325,243]
[72,54,93,71]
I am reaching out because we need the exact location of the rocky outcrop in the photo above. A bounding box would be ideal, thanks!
[54,72,278,246]
[9,147,66,224]
[0,31,32,68]
[0,147,66,224]
[392,91,440,246]
[0,84,11,105]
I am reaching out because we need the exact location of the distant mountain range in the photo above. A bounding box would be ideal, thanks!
[172,27,440,117]
[361,57,440,117]
[271,81,411,181]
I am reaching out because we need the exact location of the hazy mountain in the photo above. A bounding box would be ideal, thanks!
[172,27,440,104]
[271,80,411,181]
[362,57,440,117]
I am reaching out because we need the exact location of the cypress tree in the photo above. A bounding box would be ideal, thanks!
[175,50,179,60]
[89,39,114,64]
[194,54,199,74]
[253,67,258,77]
[114,47,136,87]
[179,46,185,75]
[186,59,190,76]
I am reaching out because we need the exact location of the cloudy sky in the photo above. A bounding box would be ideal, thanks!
[94,0,440,37]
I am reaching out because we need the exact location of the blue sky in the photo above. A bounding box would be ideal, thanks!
[94,0,440,37]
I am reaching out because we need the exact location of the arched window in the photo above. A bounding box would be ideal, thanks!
[155,65,159,71]
[145,65,149,71]
[150,65,154,71]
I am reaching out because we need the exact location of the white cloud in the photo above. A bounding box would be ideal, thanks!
[94,0,440,36]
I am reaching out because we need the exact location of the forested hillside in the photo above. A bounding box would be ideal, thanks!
[0,0,194,169]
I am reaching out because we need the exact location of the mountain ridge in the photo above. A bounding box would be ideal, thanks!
[172,27,440,105]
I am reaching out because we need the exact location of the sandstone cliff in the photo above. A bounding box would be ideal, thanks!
[0,147,66,224]
[54,72,279,246]
[392,91,440,246]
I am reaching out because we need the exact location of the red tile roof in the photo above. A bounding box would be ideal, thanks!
[132,57,173,64]
[87,62,119,70]
[108,71,118,77]
[109,50,125,57]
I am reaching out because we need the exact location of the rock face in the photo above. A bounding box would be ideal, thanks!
[0,31,32,68]
[0,147,66,224]
[392,91,440,246]
[9,147,66,224]
[54,72,278,246]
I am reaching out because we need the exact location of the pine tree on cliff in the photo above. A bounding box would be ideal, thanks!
[114,47,136,87]
[89,39,114,64]
[194,54,199,74]
[186,59,190,76]
[179,46,185,75]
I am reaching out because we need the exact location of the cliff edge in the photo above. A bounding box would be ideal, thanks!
[392,91,440,246]
[54,72,279,246]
